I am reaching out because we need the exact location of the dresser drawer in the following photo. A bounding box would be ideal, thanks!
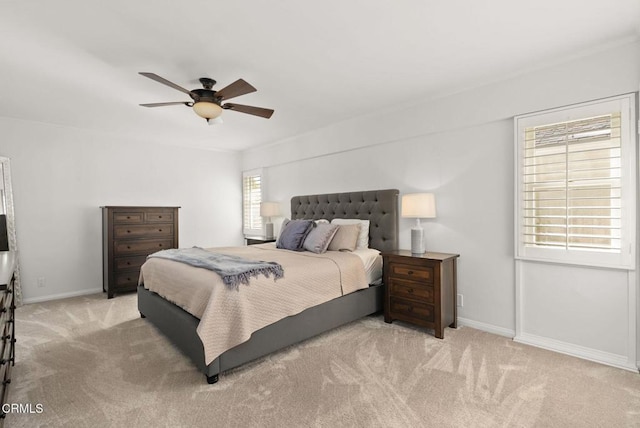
[113,212,144,224]
[114,239,173,256]
[0,307,10,332]
[145,211,174,223]
[388,278,434,303]
[389,297,435,323]
[114,272,139,288]
[114,255,148,271]
[113,224,174,239]
[0,322,11,348]
[388,262,434,283]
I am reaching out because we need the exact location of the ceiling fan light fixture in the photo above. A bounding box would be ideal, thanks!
[193,101,223,119]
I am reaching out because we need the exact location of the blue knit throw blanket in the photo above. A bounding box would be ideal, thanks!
[148,247,284,289]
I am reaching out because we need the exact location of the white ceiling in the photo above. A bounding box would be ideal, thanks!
[1,1,639,152]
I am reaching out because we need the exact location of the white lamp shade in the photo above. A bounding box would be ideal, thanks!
[193,101,223,119]
[401,193,436,218]
[260,202,280,217]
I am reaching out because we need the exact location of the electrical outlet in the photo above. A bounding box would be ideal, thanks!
[457,293,463,307]
[37,277,46,288]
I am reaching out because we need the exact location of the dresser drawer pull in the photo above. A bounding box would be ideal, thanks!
[407,288,414,294]
[127,246,131,249]
[158,229,163,232]
[408,270,414,275]
[127,230,131,233]
[158,243,163,247]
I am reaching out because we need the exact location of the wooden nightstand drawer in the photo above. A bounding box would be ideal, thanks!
[388,263,434,283]
[389,297,435,323]
[388,278,434,303]
[114,224,174,239]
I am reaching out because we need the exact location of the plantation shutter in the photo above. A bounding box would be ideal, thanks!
[242,169,263,235]
[523,113,621,252]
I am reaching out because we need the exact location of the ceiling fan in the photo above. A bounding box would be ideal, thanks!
[139,72,274,124]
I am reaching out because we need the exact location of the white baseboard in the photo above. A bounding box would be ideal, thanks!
[515,332,639,373]
[22,287,103,304]
[457,317,515,338]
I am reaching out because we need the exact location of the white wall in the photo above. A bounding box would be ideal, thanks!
[0,118,243,302]
[242,39,640,364]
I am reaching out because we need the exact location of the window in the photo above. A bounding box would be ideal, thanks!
[242,169,263,236]
[515,94,636,268]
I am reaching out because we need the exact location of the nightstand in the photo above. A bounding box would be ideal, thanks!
[245,236,276,246]
[383,250,459,339]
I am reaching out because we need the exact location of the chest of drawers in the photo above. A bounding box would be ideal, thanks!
[102,206,179,298]
[383,250,459,339]
[0,252,16,425]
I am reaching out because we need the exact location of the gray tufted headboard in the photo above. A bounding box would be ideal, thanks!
[290,189,399,253]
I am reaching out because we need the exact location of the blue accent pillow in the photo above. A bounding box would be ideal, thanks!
[276,219,314,251]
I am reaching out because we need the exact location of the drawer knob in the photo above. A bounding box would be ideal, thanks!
[159,244,163,247]
[408,288,414,294]
[158,229,162,232]
[127,230,131,233]
[127,246,131,249]
[159,216,163,219]
[408,270,414,275]
[126,216,131,219]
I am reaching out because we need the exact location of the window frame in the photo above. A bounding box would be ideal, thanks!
[514,93,636,269]
[242,168,265,237]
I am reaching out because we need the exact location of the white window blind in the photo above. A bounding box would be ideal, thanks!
[242,169,263,236]
[515,94,636,268]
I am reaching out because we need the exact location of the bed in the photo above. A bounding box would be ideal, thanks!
[137,188,399,384]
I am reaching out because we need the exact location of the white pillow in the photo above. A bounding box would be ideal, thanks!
[331,219,370,249]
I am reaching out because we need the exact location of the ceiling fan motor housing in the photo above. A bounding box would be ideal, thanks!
[191,88,221,105]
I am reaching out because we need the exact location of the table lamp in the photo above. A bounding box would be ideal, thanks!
[260,202,280,239]
[401,193,436,254]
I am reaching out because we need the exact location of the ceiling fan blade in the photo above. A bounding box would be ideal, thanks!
[139,72,193,96]
[215,79,257,101]
[223,103,274,119]
[140,102,191,107]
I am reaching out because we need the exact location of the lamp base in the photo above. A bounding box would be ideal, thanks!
[265,223,274,239]
[410,227,424,255]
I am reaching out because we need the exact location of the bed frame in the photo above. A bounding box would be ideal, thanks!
[138,188,399,384]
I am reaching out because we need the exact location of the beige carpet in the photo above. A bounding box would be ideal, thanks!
[6,293,640,427]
